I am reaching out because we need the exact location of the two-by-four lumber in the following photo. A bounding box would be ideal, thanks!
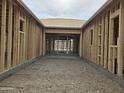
[0,0,7,72]
[117,0,124,77]
[7,0,13,69]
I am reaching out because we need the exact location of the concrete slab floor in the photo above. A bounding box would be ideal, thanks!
[0,56,123,93]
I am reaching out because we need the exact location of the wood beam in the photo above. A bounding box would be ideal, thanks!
[7,0,13,69]
[0,0,7,72]
[117,0,124,77]
[79,32,83,57]
[104,13,109,69]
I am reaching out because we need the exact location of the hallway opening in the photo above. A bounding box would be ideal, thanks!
[46,33,80,56]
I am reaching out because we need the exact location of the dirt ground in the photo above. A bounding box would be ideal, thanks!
[0,56,123,93]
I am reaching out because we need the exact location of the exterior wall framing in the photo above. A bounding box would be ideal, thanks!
[82,0,124,77]
[0,0,43,74]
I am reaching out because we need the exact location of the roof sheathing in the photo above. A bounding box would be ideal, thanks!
[16,0,44,27]
[45,26,82,30]
[41,18,86,29]
[82,0,113,30]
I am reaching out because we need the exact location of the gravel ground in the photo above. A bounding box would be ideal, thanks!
[0,56,123,93]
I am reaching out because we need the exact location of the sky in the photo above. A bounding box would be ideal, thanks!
[22,0,107,20]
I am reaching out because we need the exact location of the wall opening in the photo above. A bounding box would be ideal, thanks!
[91,29,93,45]
[114,58,118,74]
[113,16,119,45]
[46,34,80,56]
[20,19,24,32]
[54,39,74,54]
